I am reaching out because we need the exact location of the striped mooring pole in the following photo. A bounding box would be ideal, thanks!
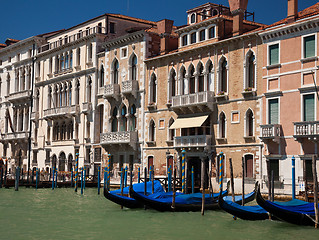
[36,168,39,190]
[52,167,55,190]
[182,149,186,193]
[75,153,79,192]
[191,166,194,194]
[107,154,111,189]
[124,166,128,188]
[292,156,296,199]
[83,167,86,189]
[168,166,171,192]
[219,153,224,193]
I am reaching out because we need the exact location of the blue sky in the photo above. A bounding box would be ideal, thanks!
[0,0,318,43]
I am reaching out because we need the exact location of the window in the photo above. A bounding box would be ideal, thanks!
[87,77,92,102]
[98,105,104,134]
[70,51,73,68]
[269,43,279,66]
[88,43,93,61]
[130,105,136,131]
[8,57,11,63]
[212,9,218,16]
[150,73,157,103]
[200,30,205,41]
[209,27,215,39]
[169,69,176,99]
[246,109,254,137]
[305,160,314,181]
[77,48,81,66]
[113,59,119,84]
[131,55,137,81]
[159,119,165,129]
[181,67,187,95]
[121,47,128,58]
[120,106,127,131]
[110,22,115,33]
[190,13,196,24]
[219,112,226,138]
[268,160,279,181]
[189,65,195,94]
[97,23,102,33]
[268,99,279,124]
[100,65,104,87]
[207,60,213,91]
[303,94,315,121]
[168,118,175,141]
[247,53,256,89]
[201,10,207,20]
[149,120,155,142]
[190,32,196,44]
[182,35,188,46]
[198,63,204,92]
[111,107,118,132]
[304,35,315,59]
[75,81,80,105]
[231,111,239,123]
[220,58,227,93]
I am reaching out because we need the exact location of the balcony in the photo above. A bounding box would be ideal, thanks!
[38,26,106,53]
[122,80,138,97]
[172,91,214,114]
[104,84,120,100]
[43,105,80,119]
[174,135,212,148]
[7,90,31,104]
[294,121,319,141]
[53,67,73,77]
[82,102,92,114]
[0,131,29,142]
[259,124,281,143]
[30,112,39,121]
[100,131,138,149]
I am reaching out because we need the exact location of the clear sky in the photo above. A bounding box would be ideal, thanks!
[0,0,318,43]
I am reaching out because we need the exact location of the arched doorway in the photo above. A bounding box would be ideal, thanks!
[67,154,73,171]
[58,152,66,171]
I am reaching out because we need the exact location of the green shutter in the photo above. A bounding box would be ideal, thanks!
[304,35,315,58]
[269,44,279,65]
[269,99,279,124]
[304,94,314,121]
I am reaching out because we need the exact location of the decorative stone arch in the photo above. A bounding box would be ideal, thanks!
[99,63,105,87]
[187,63,196,94]
[58,151,66,172]
[217,55,228,94]
[196,61,205,92]
[244,108,255,137]
[244,49,257,90]
[149,118,156,142]
[67,153,73,171]
[205,58,214,91]
[129,53,138,81]
[179,65,187,95]
[168,67,177,101]
[111,58,120,84]
[218,111,227,139]
[149,72,157,104]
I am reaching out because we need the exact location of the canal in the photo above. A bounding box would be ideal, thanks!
[0,187,317,240]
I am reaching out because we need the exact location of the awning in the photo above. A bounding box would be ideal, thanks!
[169,115,209,129]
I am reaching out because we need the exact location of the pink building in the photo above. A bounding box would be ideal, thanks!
[260,1,319,194]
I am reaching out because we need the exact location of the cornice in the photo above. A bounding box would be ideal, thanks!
[102,31,145,49]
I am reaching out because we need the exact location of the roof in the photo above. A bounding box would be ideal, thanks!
[267,3,319,29]
[107,13,157,26]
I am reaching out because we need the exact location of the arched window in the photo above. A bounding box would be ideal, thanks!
[111,107,118,132]
[68,154,73,172]
[76,48,81,66]
[6,74,10,96]
[130,105,136,131]
[63,84,67,106]
[100,65,104,87]
[113,59,119,84]
[48,86,52,109]
[198,63,204,92]
[220,58,228,93]
[168,118,175,141]
[120,105,127,131]
[180,66,187,95]
[169,69,176,100]
[190,13,196,24]
[219,112,226,139]
[70,50,73,68]
[87,76,92,102]
[65,53,69,69]
[189,65,195,94]
[68,121,74,139]
[68,83,72,106]
[206,60,213,91]
[149,120,155,142]
[131,55,137,81]
[98,105,104,134]
[150,73,157,104]
[246,109,254,137]
[75,80,80,105]
[61,122,66,140]
[247,52,256,89]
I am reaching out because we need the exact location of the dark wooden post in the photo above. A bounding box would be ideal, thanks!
[267,160,271,201]
[229,158,235,202]
[129,165,133,198]
[242,157,245,206]
[152,165,154,194]
[312,155,318,229]
[171,168,176,211]
[144,167,147,210]
[303,159,309,202]
[4,159,7,187]
[271,170,275,202]
[201,157,205,216]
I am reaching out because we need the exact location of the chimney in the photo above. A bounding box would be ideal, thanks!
[228,0,248,36]
[287,0,298,22]
[157,19,174,54]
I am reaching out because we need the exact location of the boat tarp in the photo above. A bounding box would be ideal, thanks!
[223,191,255,202]
[111,180,164,195]
[265,200,316,215]
[225,201,268,214]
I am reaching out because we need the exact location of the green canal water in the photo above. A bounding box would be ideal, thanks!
[0,187,318,240]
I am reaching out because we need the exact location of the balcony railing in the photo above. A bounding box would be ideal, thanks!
[44,105,80,119]
[294,121,319,139]
[0,131,29,141]
[172,91,214,112]
[104,83,120,99]
[122,80,138,96]
[260,124,281,142]
[100,131,138,145]
[7,90,31,103]
[38,26,106,53]
[53,67,73,76]
[174,135,212,148]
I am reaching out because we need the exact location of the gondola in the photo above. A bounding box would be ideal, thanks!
[130,181,229,212]
[219,183,269,220]
[104,180,165,209]
[223,182,257,205]
[256,184,317,226]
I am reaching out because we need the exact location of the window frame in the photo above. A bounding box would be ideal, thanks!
[267,97,280,124]
[301,93,316,122]
[267,42,280,66]
[302,33,317,59]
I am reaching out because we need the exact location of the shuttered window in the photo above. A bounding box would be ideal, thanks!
[269,44,279,65]
[304,35,315,59]
[303,94,315,121]
[268,99,279,124]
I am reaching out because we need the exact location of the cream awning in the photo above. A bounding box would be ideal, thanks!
[169,115,209,129]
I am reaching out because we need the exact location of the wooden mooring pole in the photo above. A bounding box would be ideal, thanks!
[144,167,147,210]
[242,157,245,206]
[171,168,176,211]
[0,167,3,188]
[97,166,100,195]
[303,159,309,202]
[152,165,154,194]
[312,155,318,229]
[201,158,205,216]
[15,167,19,191]
[271,170,275,202]
[267,160,271,201]
[229,158,235,203]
